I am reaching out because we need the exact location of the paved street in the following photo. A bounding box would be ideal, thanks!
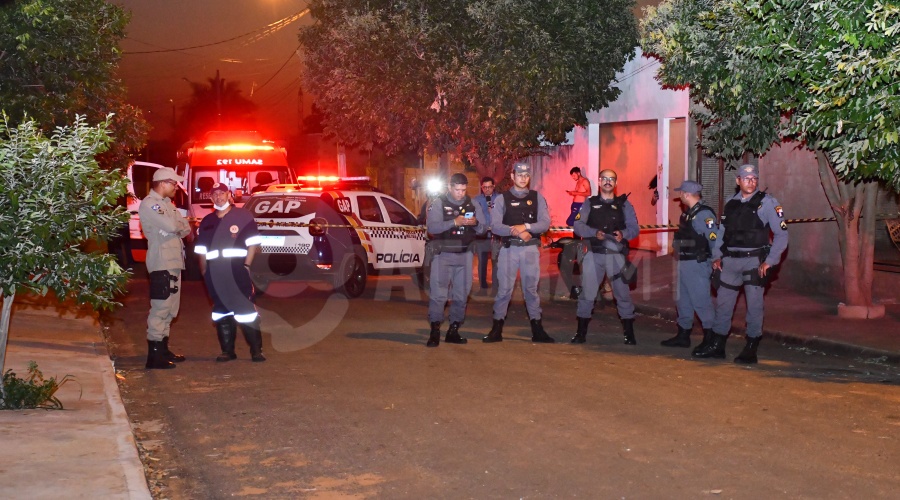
[105,273,900,499]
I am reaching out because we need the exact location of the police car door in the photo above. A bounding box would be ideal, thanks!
[352,194,411,270]
[379,195,426,270]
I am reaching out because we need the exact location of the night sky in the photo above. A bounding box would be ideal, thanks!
[115,0,312,141]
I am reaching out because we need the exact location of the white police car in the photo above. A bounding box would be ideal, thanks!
[244,177,427,297]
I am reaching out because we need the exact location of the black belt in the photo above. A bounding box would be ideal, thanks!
[723,249,764,258]
[501,237,540,247]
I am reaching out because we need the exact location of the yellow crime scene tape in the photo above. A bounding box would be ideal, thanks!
[182,213,899,232]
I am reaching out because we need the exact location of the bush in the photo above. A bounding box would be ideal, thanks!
[0,361,77,410]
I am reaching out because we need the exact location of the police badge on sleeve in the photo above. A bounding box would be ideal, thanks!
[705,218,714,229]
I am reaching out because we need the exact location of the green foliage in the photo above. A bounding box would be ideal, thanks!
[0,361,76,410]
[640,0,900,189]
[300,0,639,170]
[0,0,148,172]
[0,114,129,308]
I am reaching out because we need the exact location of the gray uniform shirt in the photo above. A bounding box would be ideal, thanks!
[712,190,788,266]
[489,187,551,239]
[426,195,488,237]
[139,189,190,272]
[572,195,640,252]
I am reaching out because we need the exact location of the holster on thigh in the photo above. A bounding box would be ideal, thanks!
[149,270,179,300]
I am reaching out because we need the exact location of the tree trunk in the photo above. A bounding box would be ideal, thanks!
[0,292,16,401]
[815,151,880,316]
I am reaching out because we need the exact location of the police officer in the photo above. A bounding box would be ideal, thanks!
[139,167,191,369]
[425,173,487,347]
[661,180,717,348]
[694,164,788,363]
[472,176,496,293]
[571,169,640,345]
[195,183,266,362]
[483,162,555,343]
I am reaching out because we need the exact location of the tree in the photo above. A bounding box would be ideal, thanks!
[0,115,129,398]
[176,74,259,143]
[641,0,899,316]
[299,0,640,180]
[0,0,149,172]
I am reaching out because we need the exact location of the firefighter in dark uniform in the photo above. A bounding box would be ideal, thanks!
[425,173,487,347]
[571,169,640,344]
[694,164,788,363]
[661,180,717,348]
[140,167,191,369]
[483,162,555,343]
[195,183,266,362]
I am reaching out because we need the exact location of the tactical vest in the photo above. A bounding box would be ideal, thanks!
[585,194,628,253]
[674,203,715,261]
[499,190,540,245]
[721,191,769,249]
[435,195,477,252]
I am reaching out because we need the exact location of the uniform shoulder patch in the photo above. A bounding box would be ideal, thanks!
[574,213,581,221]
[775,206,784,218]
[780,221,788,231]
[705,218,714,229]
[709,232,717,240]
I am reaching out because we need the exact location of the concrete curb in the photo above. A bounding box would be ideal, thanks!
[633,303,900,365]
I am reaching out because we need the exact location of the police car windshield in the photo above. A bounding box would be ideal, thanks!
[245,195,325,219]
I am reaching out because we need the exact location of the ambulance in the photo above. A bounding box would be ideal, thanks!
[127,131,295,270]
[244,178,427,297]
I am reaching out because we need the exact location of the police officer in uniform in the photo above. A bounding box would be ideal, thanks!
[571,169,640,344]
[661,180,717,348]
[694,164,788,363]
[139,167,191,369]
[195,183,266,362]
[425,173,487,347]
[472,176,496,293]
[483,162,555,343]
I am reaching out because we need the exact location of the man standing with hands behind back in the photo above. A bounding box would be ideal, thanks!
[140,167,191,370]
[483,162,555,344]
[472,176,496,294]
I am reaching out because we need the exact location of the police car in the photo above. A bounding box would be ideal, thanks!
[244,177,427,297]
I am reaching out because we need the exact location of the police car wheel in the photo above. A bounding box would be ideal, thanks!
[251,273,271,296]
[334,254,367,298]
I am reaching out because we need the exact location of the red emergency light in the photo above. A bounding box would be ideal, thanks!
[203,143,276,152]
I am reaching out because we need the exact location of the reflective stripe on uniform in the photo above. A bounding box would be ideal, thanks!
[234,312,258,323]
[222,248,249,258]
[206,249,220,260]
[245,235,263,246]
[194,245,208,255]
[211,311,234,321]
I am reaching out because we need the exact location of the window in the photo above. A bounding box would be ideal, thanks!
[382,197,417,226]
[357,196,384,223]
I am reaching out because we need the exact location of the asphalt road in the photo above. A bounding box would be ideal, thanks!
[104,272,900,499]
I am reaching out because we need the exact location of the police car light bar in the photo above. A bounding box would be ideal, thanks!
[296,175,371,183]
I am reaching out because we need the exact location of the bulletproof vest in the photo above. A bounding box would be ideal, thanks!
[674,203,715,261]
[721,191,769,249]
[435,195,477,252]
[501,190,539,236]
[586,194,628,252]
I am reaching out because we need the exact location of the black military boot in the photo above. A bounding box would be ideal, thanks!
[162,336,186,362]
[215,317,237,362]
[530,318,556,343]
[622,318,637,345]
[445,322,467,344]
[734,336,761,364]
[691,328,715,355]
[145,340,176,369]
[427,321,441,347]
[661,325,692,348]
[570,317,591,344]
[241,320,266,362]
[692,333,728,359]
[483,319,504,343]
